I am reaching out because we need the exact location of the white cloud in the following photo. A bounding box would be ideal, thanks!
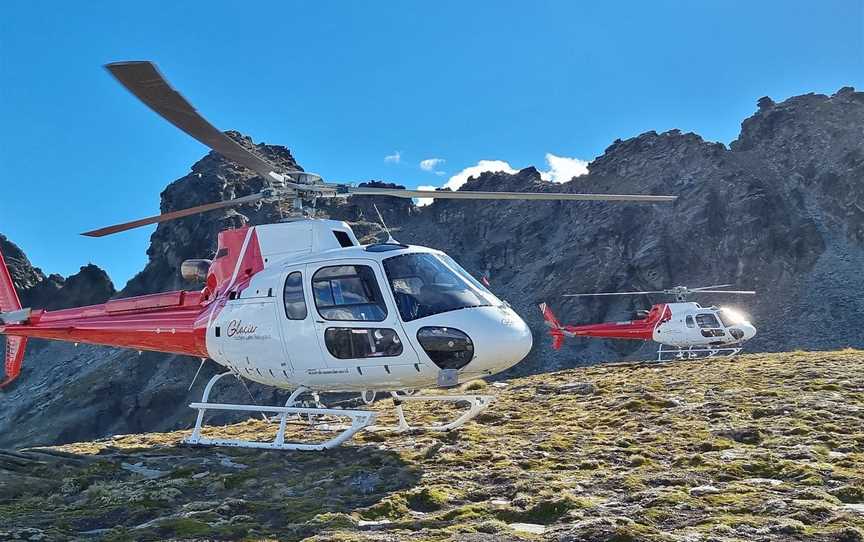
[539,153,589,183]
[415,184,439,207]
[384,151,401,164]
[443,159,518,191]
[412,154,589,207]
[420,158,445,171]
[434,170,447,176]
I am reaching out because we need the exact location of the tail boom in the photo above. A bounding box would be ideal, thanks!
[1,291,210,358]
[539,302,669,348]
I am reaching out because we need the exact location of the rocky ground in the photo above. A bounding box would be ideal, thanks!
[1,349,863,541]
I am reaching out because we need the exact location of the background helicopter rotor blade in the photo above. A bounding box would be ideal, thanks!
[685,290,756,295]
[81,193,267,237]
[347,186,677,203]
[690,284,733,291]
[562,291,666,297]
[105,61,284,184]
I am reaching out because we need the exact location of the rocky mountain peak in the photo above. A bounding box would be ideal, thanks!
[589,129,727,183]
[0,234,44,293]
[0,235,115,310]
[122,133,302,296]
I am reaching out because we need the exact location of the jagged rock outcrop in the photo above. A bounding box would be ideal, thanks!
[0,235,116,310]
[1,88,863,448]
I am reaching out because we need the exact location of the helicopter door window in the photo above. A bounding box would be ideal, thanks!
[695,313,725,338]
[283,271,307,320]
[312,265,387,321]
[324,328,403,359]
[685,315,695,328]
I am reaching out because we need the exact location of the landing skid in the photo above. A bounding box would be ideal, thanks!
[379,391,494,432]
[183,373,376,451]
[656,344,742,362]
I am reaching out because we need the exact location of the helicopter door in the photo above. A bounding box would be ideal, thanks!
[275,269,324,379]
[309,261,420,387]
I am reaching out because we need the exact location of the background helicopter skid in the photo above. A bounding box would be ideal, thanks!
[655,343,742,362]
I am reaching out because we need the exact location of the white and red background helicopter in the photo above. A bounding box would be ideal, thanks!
[0,61,677,450]
[540,284,757,361]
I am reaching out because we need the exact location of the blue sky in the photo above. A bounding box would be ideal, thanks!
[1,0,862,288]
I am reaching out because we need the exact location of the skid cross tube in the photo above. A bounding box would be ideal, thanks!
[184,373,375,450]
[386,392,494,432]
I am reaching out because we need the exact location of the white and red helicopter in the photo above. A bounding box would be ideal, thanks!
[0,61,676,450]
[540,284,757,361]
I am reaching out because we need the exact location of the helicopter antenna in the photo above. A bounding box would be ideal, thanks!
[373,204,397,243]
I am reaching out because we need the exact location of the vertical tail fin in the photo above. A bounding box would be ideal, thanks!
[0,249,27,388]
[539,302,562,329]
[539,303,566,350]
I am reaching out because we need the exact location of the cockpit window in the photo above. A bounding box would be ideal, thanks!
[695,313,721,329]
[717,308,745,327]
[312,265,387,321]
[437,253,499,304]
[383,253,491,322]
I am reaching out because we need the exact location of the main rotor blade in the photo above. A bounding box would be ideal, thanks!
[563,291,665,297]
[688,290,756,295]
[348,186,677,202]
[81,193,266,237]
[691,284,733,291]
[106,61,283,183]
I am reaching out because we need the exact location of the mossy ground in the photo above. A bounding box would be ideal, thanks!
[1,350,863,541]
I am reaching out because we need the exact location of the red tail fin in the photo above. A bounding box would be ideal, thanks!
[0,249,27,388]
[539,302,562,329]
[539,303,566,350]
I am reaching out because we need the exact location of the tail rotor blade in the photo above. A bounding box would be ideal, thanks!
[81,193,266,237]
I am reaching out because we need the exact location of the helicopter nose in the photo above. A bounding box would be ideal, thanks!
[729,322,757,343]
[471,307,533,373]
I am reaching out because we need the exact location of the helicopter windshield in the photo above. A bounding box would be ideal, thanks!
[717,308,747,327]
[383,253,491,322]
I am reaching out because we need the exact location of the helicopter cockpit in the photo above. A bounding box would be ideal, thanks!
[683,305,753,342]
[273,239,531,382]
[382,252,498,322]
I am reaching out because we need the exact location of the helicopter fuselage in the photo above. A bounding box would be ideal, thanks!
[0,219,533,392]
[541,301,756,350]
